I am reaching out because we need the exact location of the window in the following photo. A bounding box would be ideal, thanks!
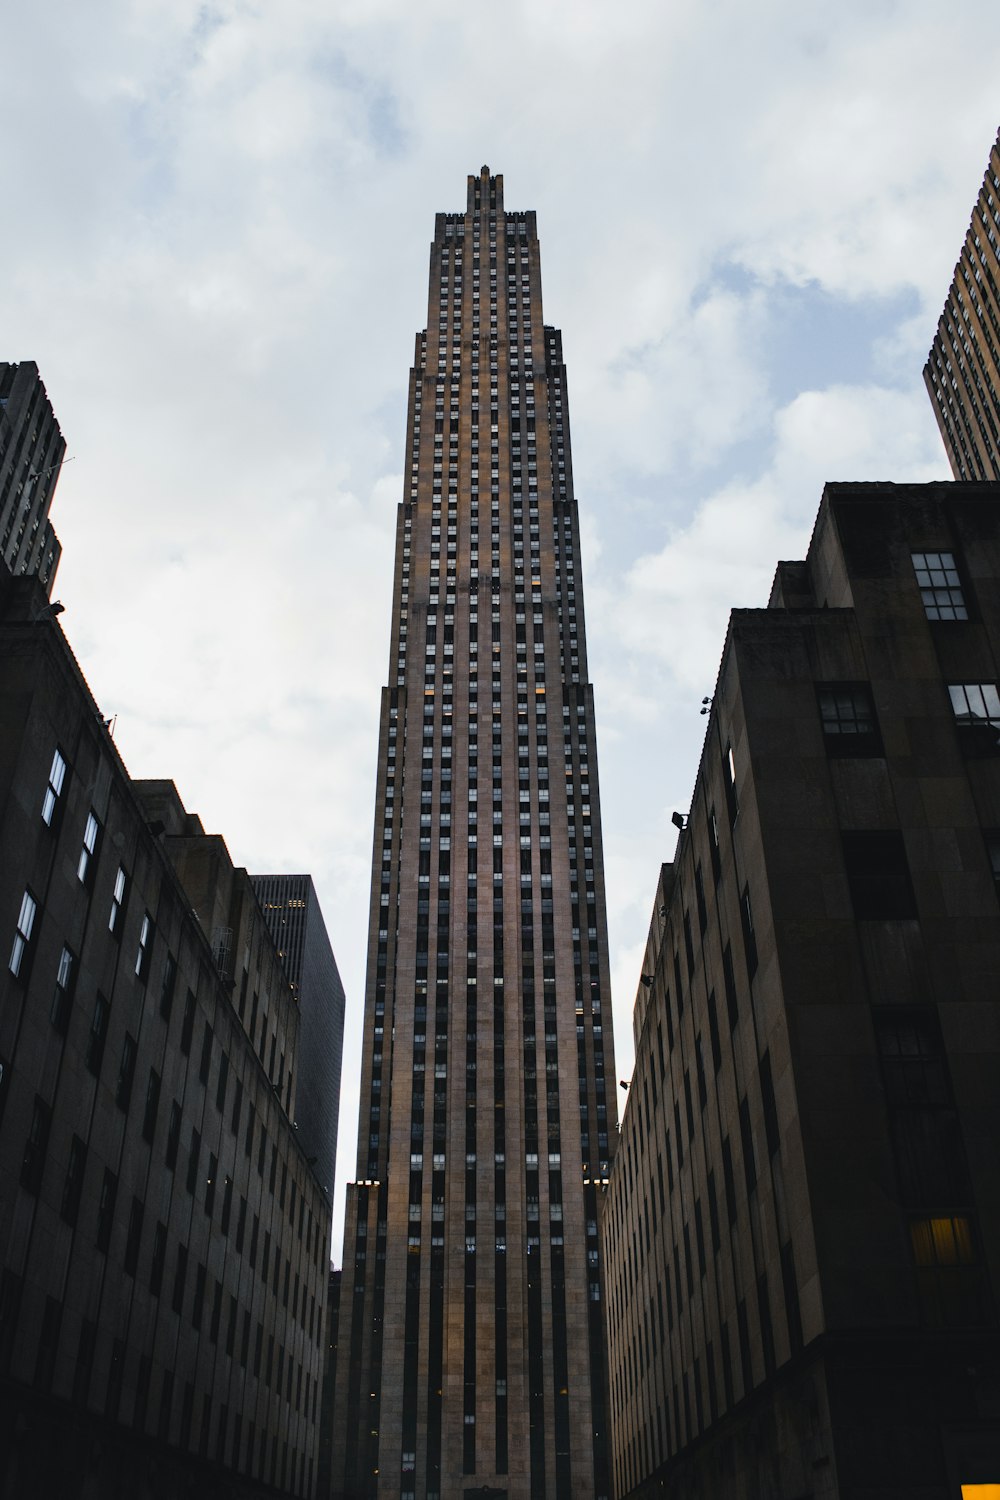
[116,1033,137,1111]
[142,1068,161,1143]
[78,811,100,886]
[150,1221,167,1296]
[842,831,917,919]
[180,989,196,1054]
[723,743,738,825]
[135,913,153,980]
[96,1168,117,1252]
[61,1135,87,1225]
[51,944,76,1031]
[86,993,110,1076]
[124,1199,142,1274]
[159,954,177,1020]
[985,832,1000,895]
[109,866,127,937]
[739,884,758,978]
[910,1214,983,1325]
[41,748,67,826]
[21,1095,52,1194]
[165,1100,182,1170]
[9,889,37,978]
[912,551,967,620]
[948,683,1000,751]
[817,684,882,754]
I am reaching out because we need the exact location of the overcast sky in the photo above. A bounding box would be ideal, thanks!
[4,0,998,1259]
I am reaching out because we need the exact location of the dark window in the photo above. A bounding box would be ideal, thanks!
[199,1022,213,1085]
[231,1077,243,1134]
[86,993,110,1076]
[116,1033,137,1111]
[759,1051,780,1158]
[191,1263,207,1330]
[205,1153,218,1216]
[986,831,1000,895]
[739,1097,758,1197]
[221,1175,233,1234]
[707,990,722,1073]
[96,1169,118,1252]
[165,1100,182,1170]
[180,989,196,1054]
[722,943,738,1030]
[142,1067,161,1143]
[61,1134,87,1226]
[209,1281,222,1343]
[694,863,708,934]
[842,831,917,919]
[124,1197,144,1276]
[50,944,76,1032]
[708,806,722,883]
[216,1051,229,1111]
[35,1295,63,1391]
[21,1094,51,1194]
[172,1242,188,1314]
[910,1214,984,1325]
[817,683,882,755]
[159,954,177,1020]
[739,884,758,978]
[912,551,967,620]
[186,1128,201,1193]
[150,1221,167,1295]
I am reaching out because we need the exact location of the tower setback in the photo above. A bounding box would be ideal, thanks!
[331,168,618,1500]
[924,127,1000,481]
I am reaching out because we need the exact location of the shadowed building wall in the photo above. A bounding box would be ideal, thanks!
[604,482,1000,1499]
[252,873,345,1200]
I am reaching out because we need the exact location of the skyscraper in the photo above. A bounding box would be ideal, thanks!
[331,168,618,1500]
[252,873,346,1198]
[0,361,64,594]
[924,127,1000,481]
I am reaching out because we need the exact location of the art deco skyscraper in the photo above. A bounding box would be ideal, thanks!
[332,168,618,1500]
[924,127,1000,481]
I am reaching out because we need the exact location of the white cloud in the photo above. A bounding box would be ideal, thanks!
[1,0,996,1255]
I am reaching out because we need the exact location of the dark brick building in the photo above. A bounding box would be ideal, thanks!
[604,482,1000,1499]
[0,569,331,1497]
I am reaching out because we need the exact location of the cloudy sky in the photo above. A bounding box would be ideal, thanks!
[5,0,998,1257]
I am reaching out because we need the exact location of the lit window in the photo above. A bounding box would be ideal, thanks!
[41,748,67,825]
[51,944,75,1031]
[9,890,37,977]
[948,682,1000,729]
[135,913,153,979]
[912,551,968,620]
[78,811,100,885]
[109,866,127,935]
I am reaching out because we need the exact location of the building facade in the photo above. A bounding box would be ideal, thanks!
[331,168,618,1500]
[603,481,1000,1499]
[0,361,64,594]
[924,128,1000,482]
[251,873,346,1200]
[0,570,331,1497]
